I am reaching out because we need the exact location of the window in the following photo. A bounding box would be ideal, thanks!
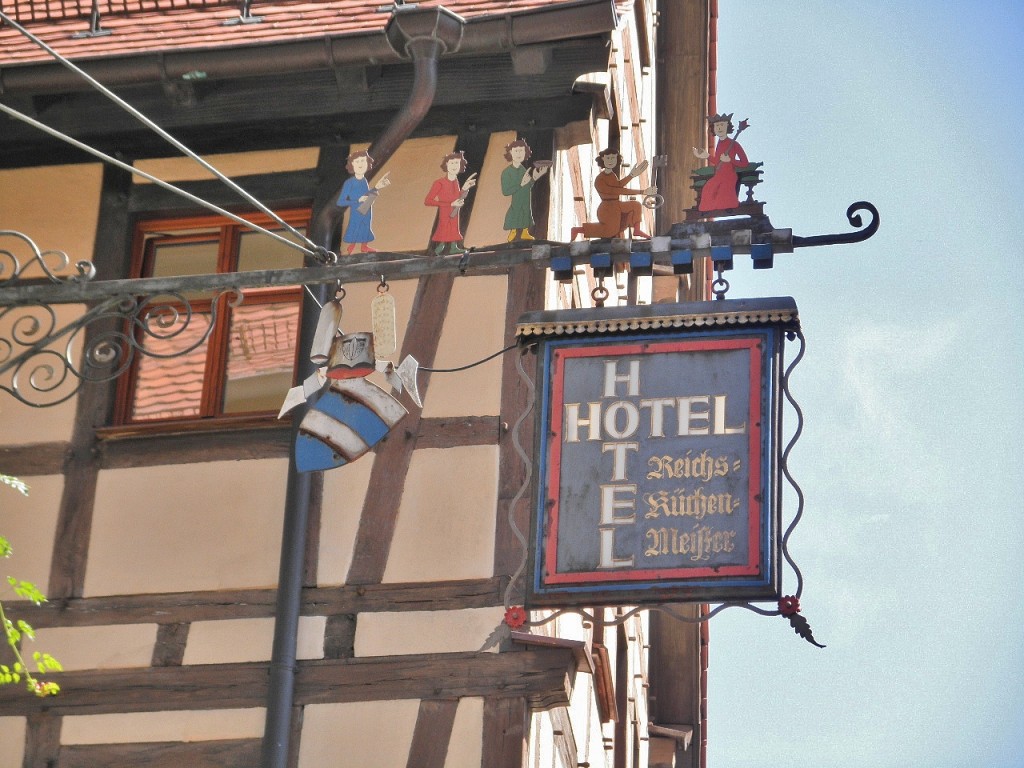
[116,210,309,424]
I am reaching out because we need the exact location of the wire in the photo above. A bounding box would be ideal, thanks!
[0,10,319,255]
[0,102,318,258]
[421,342,520,373]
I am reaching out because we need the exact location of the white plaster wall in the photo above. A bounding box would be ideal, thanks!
[445,697,484,768]
[420,274,508,418]
[60,708,266,744]
[0,717,25,766]
[354,607,503,657]
[182,616,325,664]
[32,624,157,671]
[0,163,101,443]
[365,135,457,253]
[383,445,498,583]
[0,164,102,266]
[133,147,318,183]
[0,302,89,443]
[86,459,288,595]
[298,699,420,768]
[316,453,374,586]
[0,474,62,593]
[464,130,517,248]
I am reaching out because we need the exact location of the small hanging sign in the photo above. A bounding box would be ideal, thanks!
[518,297,799,607]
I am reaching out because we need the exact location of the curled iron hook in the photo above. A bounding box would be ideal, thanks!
[793,201,879,248]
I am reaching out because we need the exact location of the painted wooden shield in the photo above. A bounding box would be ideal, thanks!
[295,376,407,472]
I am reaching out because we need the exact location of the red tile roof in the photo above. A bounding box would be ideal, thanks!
[0,0,625,67]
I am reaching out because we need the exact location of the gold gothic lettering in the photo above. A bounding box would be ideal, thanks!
[643,488,741,521]
[644,525,737,562]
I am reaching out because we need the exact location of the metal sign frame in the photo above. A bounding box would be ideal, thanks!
[519,298,798,607]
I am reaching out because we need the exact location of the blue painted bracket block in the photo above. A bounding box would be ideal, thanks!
[751,242,774,270]
[590,252,613,278]
[629,251,654,276]
[551,254,574,282]
[671,250,693,275]
[711,245,734,272]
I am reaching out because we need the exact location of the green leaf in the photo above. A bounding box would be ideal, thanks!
[0,536,12,558]
[10,580,46,605]
[1,474,30,496]
[17,620,34,641]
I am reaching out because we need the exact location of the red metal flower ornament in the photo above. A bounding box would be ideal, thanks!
[778,596,826,648]
[778,595,801,616]
[503,605,527,630]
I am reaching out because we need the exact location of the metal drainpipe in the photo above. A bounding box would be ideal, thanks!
[260,8,464,768]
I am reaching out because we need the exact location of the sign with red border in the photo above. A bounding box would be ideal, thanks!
[522,300,794,606]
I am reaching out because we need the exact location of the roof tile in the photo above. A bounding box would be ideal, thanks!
[1,0,623,66]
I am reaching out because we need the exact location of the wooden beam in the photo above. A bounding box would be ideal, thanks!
[12,577,507,628]
[22,712,61,768]
[493,129,552,591]
[406,699,460,768]
[128,170,318,215]
[96,423,293,468]
[343,271,454,585]
[90,414,499,470]
[549,706,579,768]
[345,129,490,586]
[416,415,501,449]
[57,738,262,768]
[481,697,529,768]
[0,442,67,476]
[648,608,703,768]
[0,649,579,716]
[656,0,711,303]
[322,614,356,660]
[151,623,190,667]
[47,165,133,599]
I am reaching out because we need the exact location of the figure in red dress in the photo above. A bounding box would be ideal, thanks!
[424,151,478,255]
[694,114,748,212]
[570,149,656,240]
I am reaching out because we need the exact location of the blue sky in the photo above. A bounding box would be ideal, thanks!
[707,3,1024,767]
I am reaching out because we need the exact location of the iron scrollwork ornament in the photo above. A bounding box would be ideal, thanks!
[0,229,96,289]
[1,290,240,408]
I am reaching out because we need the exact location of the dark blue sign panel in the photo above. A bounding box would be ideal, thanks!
[522,300,794,606]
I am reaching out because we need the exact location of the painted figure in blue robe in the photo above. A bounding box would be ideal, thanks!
[337,151,391,255]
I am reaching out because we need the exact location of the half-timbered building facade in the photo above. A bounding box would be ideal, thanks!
[1,1,716,765]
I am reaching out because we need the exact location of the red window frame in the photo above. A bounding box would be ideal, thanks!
[113,209,310,426]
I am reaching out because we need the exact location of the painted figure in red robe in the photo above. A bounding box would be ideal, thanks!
[571,149,656,240]
[424,151,478,255]
[693,113,748,212]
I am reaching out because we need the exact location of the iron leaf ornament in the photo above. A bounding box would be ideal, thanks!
[778,596,826,648]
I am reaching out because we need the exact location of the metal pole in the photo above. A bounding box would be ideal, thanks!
[260,274,325,768]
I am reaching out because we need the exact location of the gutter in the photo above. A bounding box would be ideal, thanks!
[0,0,619,95]
[263,5,464,766]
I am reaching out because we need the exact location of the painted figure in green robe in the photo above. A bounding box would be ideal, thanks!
[501,139,549,242]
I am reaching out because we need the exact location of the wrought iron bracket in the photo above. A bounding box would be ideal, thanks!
[792,201,879,248]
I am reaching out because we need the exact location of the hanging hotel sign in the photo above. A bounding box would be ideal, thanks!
[517,297,799,607]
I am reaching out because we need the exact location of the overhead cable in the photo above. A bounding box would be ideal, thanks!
[0,10,320,255]
[0,102,318,258]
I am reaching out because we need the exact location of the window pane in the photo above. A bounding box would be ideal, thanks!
[150,238,220,277]
[131,309,213,421]
[237,229,306,273]
[222,301,300,414]
[149,237,221,301]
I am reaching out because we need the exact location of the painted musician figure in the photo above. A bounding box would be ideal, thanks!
[501,139,549,242]
[693,113,748,212]
[571,149,656,240]
[336,150,391,255]
[424,151,478,256]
